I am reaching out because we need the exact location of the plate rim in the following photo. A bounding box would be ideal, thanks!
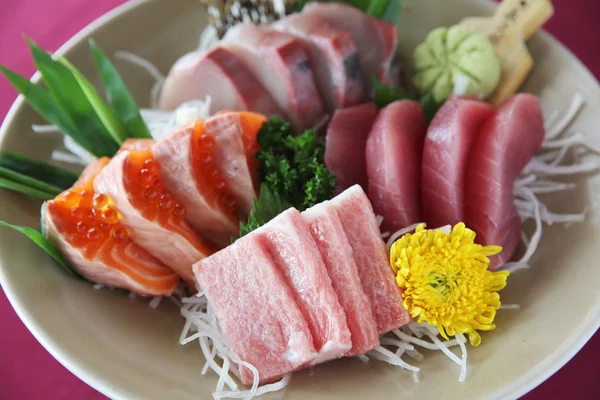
[0,0,599,399]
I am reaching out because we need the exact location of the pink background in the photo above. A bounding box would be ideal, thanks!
[0,0,599,398]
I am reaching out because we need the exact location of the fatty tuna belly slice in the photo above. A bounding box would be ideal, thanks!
[158,47,283,117]
[152,122,240,248]
[325,103,378,194]
[302,202,379,356]
[331,185,410,334]
[366,100,427,234]
[94,146,215,288]
[255,208,352,363]
[304,2,400,88]
[466,94,545,268]
[204,112,266,217]
[421,97,495,228]
[44,158,179,296]
[273,13,365,110]
[223,24,326,133]
[194,234,317,385]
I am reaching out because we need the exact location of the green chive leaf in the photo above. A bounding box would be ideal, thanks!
[0,151,78,190]
[0,220,77,276]
[0,177,56,200]
[89,40,153,139]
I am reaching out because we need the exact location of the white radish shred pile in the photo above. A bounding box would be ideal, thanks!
[177,292,291,400]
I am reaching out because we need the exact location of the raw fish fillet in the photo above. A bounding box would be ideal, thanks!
[255,208,352,363]
[330,185,410,334]
[466,94,545,268]
[223,24,327,133]
[44,158,179,296]
[273,13,366,110]
[366,100,427,234]
[152,123,239,248]
[158,47,283,117]
[94,144,215,288]
[194,234,317,385]
[421,97,495,228]
[204,112,263,217]
[303,202,380,356]
[325,103,378,193]
[304,2,400,88]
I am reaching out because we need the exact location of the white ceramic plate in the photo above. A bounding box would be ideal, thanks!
[1,0,599,399]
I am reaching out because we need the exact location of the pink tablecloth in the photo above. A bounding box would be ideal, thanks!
[0,0,599,398]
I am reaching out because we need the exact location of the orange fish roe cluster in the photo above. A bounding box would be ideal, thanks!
[192,122,238,213]
[54,188,129,258]
[126,149,188,221]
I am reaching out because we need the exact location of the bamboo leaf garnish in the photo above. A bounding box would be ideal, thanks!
[26,38,120,157]
[0,220,77,277]
[0,65,80,140]
[57,56,129,144]
[90,40,153,139]
[0,151,78,191]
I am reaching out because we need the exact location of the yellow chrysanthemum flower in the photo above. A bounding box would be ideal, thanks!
[390,223,509,347]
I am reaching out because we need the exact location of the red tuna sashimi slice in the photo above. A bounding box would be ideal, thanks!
[204,112,266,217]
[255,208,351,363]
[302,202,380,356]
[466,94,545,268]
[223,24,327,133]
[331,185,410,334]
[303,2,400,88]
[325,103,378,194]
[158,47,283,117]
[94,145,215,288]
[366,100,427,234]
[152,122,240,248]
[44,158,179,296]
[194,234,317,385]
[421,97,495,228]
[273,13,365,110]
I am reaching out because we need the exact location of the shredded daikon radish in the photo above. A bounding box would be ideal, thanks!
[199,25,220,51]
[64,136,96,164]
[149,296,162,309]
[93,284,104,290]
[386,222,423,249]
[356,354,369,363]
[456,334,468,382]
[546,93,584,139]
[32,124,59,133]
[115,51,166,109]
[500,304,521,310]
[140,99,212,139]
[367,346,419,372]
[453,74,470,96]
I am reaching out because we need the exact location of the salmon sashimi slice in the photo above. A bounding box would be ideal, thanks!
[223,24,327,133]
[255,208,352,363]
[204,112,266,217]
[421,97,495,228]
[152,122,240,248]
[325,103,378,194]
[466,94,545,268]
[302,201,380,356]
[194,234,317,385]
[43,158,179,296]
[331,185,411,334]
[366,100,427,234]
[304,2,400,89]
[94,144,216,288]
[273,13,366,111]
[159,47,284,117]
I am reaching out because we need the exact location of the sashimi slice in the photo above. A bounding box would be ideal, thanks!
[152,122,240,247]
[366,100,427,233]
[304,2,400,88]
[302,202,380,356]
[204,112,265,217]
[273,13,366,110]
[255,208,352,363]
[466,94,545,268]
[331,185,410,334]
[94,143,215,288]
[421,97,495,228]
[223,24,327,133]
[194,234,317,385]
[325,103,378,194]
[44,158,179,296]
[158,47,283,117]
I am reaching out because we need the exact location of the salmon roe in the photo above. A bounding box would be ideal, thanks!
[192,122,237,213]
[57,188,129,249]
